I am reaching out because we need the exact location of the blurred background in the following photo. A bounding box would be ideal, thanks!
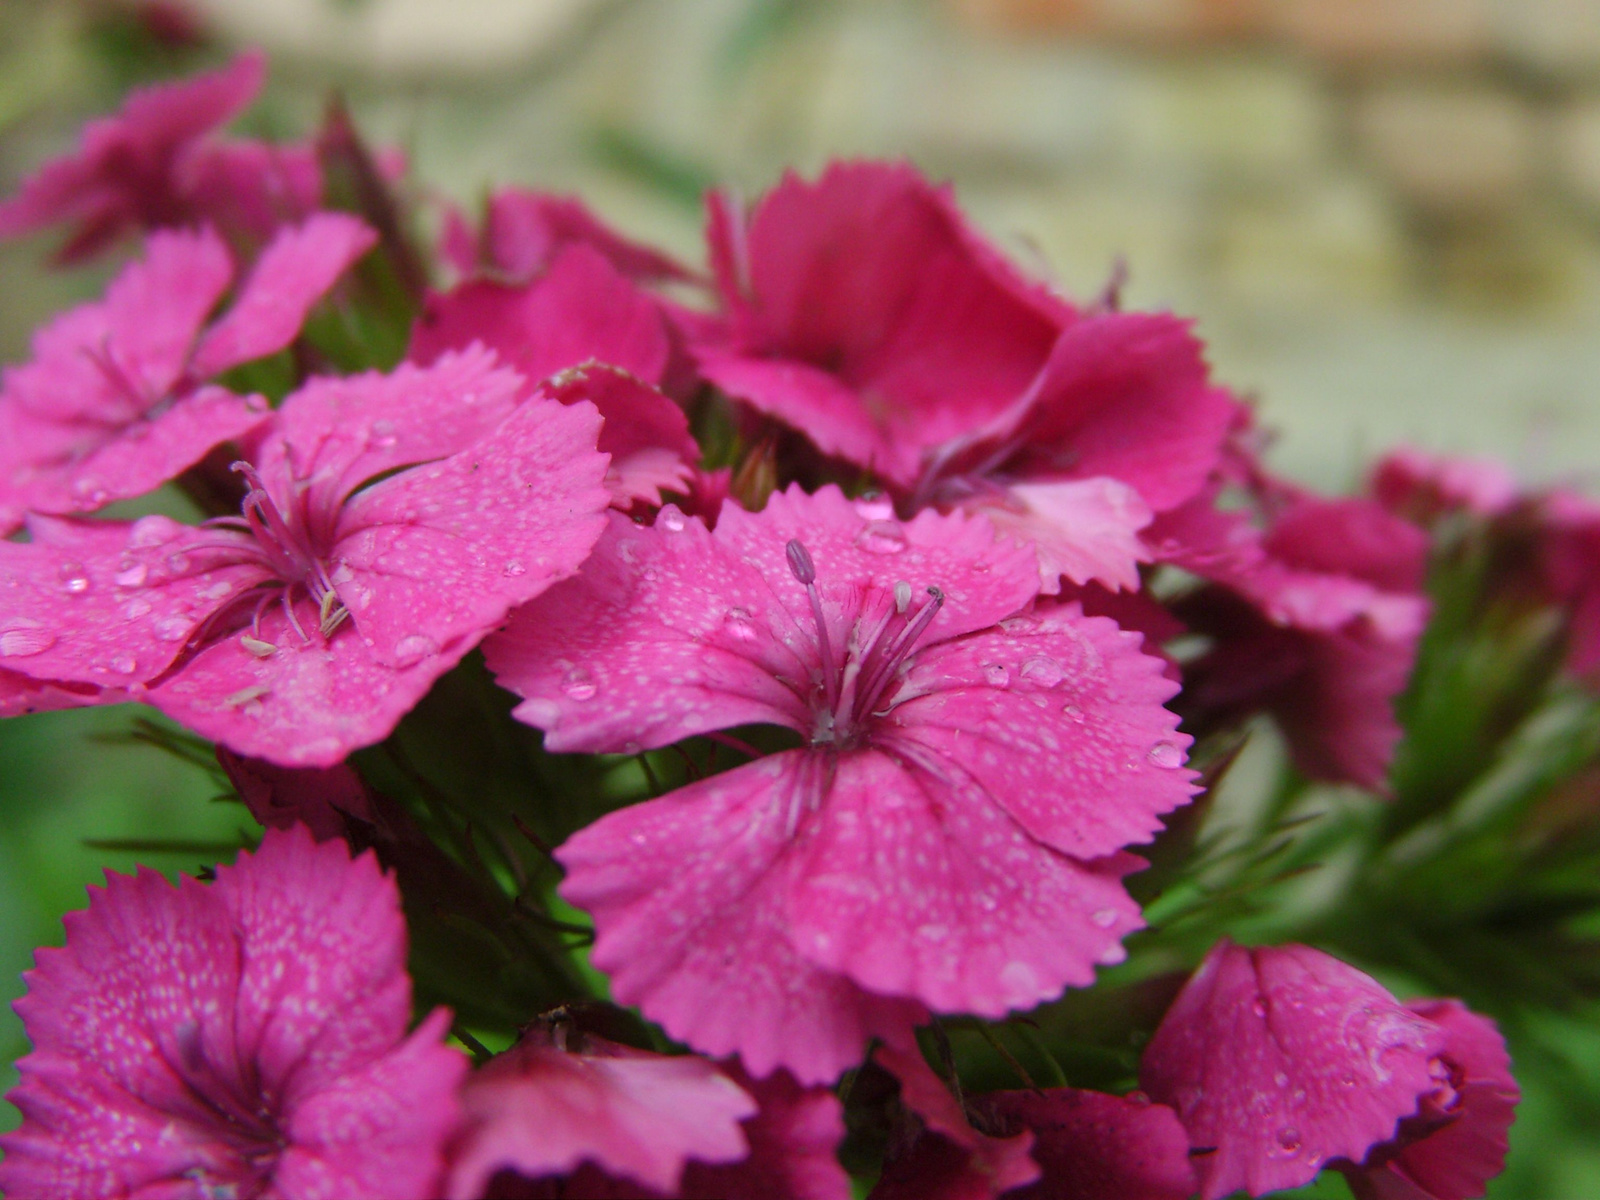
[3,1,1600,1195]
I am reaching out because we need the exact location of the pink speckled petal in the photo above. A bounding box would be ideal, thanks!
[333,389,609,667]
[411,242,670,386]
[679,1065,853,1200]
[784,749,1146,1015]
[542,364,697,507]
[1141,940,1445,1200]
[188,213,376,379]
[967,477,1153,593]
[557,755,926,1084]
[969,1089,1197,1200]
[0,514,267,688]
[888,604,1193,860]
[448,1038,755,1198]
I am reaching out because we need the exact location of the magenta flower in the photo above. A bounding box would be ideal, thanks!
[1372,446,1519,524]
[0,53,266,261]
[412,243,699,507]
[1342,1000,1519,1200]
[0,825,468,1199]
[440,187,691,285]
[486,485,1194,1081]
[177,137,326,253]
[217,747,377,841]
[1539,490,1600,679]
[0,347,611,765]
[1138,940,1500,1200]
[693,161,1239,592]
[446,1027,758,1198]
[0,214,376,533]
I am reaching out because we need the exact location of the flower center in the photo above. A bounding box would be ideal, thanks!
[784,537,943,751]
[224,461,349,641]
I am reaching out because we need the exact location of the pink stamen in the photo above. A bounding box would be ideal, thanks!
[786,539,841,715]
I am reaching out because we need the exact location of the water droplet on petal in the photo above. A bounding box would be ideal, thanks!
[129,515,177,548]
[658,508,686,533]
[999,616,1037,634]
[1061,703,1085,722]
[110,655,138,675]
[854,521,907,554]
[114,562,148,588]
[1275,1127,1301,1155]
[1273,1071,1290,1089]
[1252,998,1268,1018]
[153,617,191,643]
[982,663,1010,687]
[71,476,105,501]
[120,598,152,620]
[58,563,90,594]
[366,419,398,449]
[723,607,758,640]
[1090,908,1119,928]
[562,666,598,701]
[164,552,191,574]
[1147,740,1184,769]
[0,624,54,657]
[392,634,439,667]
[503,560,526,578]
[854,495,894,521]
[1020,655,1063,686]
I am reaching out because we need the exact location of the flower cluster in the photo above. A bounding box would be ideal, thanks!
[12,50,1600,1199]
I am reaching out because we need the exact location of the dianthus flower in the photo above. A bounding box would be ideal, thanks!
[411,242,699,507]
[692,161,1239,592]
[0,825,467,1199]
[486,485,1194,1081]
[0,53,266,260]
[0,214,375,533]
[0,347,611,765]
[1537,490,1600,679]
[1139,940,1516,1200]
[1371,446,1519,524]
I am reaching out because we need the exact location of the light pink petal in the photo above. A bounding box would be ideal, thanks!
[411,242,671,386]
[255,348,527,517]
[217,749,376,840]
[871,1032,1041,1200]
[680,1066,853,1200]
[1372,446,1519,521]
[448,1039,755,1198]
[174,138,324,249]
[966,477,1153,593]
[543,364,697,507]
[888,603,1193,860]
[0,514,266,688]
[784,748,1146,1015]
[277,1008,465,1200]
[188,212,376,378]
[557,756,926,1084]
[969,1089,1196,1200]
[332,389,609,668]
[1141,940,1445,1200]
[0,53,265,254]
[215,827,414,1100]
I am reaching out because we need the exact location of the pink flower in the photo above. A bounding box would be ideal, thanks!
[0,53,266,261]
[693,161,1239,592]
[0,347,611,765]
[0,215,376,533]
[486,485,1194,1082]
[1372,446,1519,524]
[0,825,468,1199]
[177,137,327,253]
[217,747,377,841]
[411,243,699,507]
[1138,940,1514,1200]
[1539,490,1600,679]
[446,1026,758,1198]
[1341,1000,1519,1200]
[440,187,691,285]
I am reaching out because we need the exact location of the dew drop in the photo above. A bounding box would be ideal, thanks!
[58,563,90,594]
[114,562,148,588]
[658,508,686,533]
[0,624,54,657]
[723,607,758,640]
[366,419,398,449]
[854,521,907,554]
[982,663,1010,687]
[1019,655,1063,686]
[120,598,152,620]
[562,666,598,701]
[129,515,176,548]
[1090,908,1119,929]
[392,634,439,667]
[164,552,191,574]
[1147,740,1184,769]
[1252,999,1268,1018]
[71,476,106,501]
[1275,1127,1301,1155]
[1061,703,1085,722]
[153,617,191,643]
[999,616,1037,634]
[503,560,527,578]
[1273,1071,1290,1089]
[110,655,138,675]
[854,495,894,521]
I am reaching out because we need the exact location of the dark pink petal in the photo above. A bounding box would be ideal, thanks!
[557,758,926,1084]
[217,748,377,840]
[448,1036,756,1198]
[331,388,610,669]
[1372,447,1519,522]
[1263,496,1429,597]
[963,477,1153,593]
[695,162,1064,488]
[1141,940,1445,1200]
[1539,491,1600,678]
[1343,1001,1518,1200]
[871,1031,1041,1200]
[543,364,698,507]
[888,603,1192,860]
[188,212,376,378]
[472,187,691,284]
[411,242,671,386]
[174,138,324,250]
[0,669,109,717]
[0,53,266,257]
[679,1066,853,1200]
[971,1089,1196,1200]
